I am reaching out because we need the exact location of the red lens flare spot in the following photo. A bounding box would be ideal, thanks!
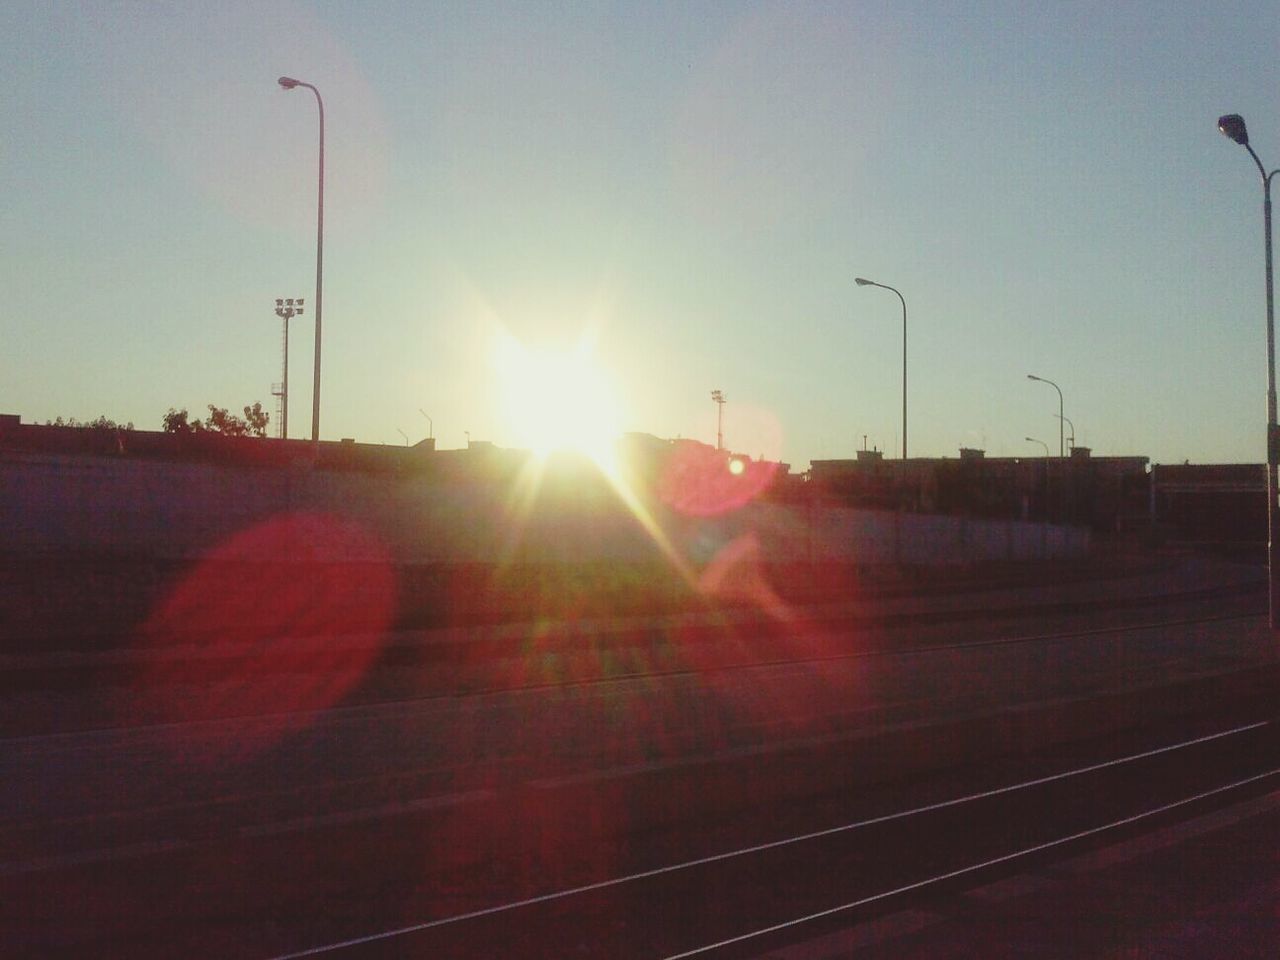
[126,513,396,764]
[657,442,778,517]
[697,532,786,617]
[681,532,855,736]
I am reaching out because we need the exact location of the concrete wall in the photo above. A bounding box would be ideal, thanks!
[0,451,1089,566]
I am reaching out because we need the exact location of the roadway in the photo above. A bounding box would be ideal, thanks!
[1,556,1276,957]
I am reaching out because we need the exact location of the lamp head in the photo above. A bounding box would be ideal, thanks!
[278,76,300,90]
[1027,374,1040,382]
[1218,114,1249,146]
[854,277,873,286]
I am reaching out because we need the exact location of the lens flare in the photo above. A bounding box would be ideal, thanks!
[657,442,779,517]
[125,513,396,765]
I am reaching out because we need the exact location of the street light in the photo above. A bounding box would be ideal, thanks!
[1027,374,1064,457]
[1025,437,1050,457]
[1219,112,1280,630]
[855,277,907,459]
[419,408,433,440]
[278,76,325,444]
[710,390,726,450]
[1055,413,1075,452]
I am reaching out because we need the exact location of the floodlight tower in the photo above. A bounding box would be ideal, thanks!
[273,297,304,439]
[711,389,726,450]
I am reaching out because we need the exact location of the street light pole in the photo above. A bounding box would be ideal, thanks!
[419,408,433,440]
[1055,413,1075,452]
[1219,112,1280,630]
[1025,436,1050,457]
[1027,374,1064,457]
[855,277,907,458]
[278,76,324,445]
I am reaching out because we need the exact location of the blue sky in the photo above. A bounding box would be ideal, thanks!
[3,1,1279,465]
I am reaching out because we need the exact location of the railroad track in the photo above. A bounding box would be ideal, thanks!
[3,603,1277,957]
[252,713,1280,959]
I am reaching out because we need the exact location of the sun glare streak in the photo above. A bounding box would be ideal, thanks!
[497,455,549,566]
[600,463,701,590]
[481,315,800,646]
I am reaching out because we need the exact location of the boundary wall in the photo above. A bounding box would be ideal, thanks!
[0,452,1089,566]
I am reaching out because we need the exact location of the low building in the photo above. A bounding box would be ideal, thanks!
[1150,463,1266,545]
[810,446,1149,532]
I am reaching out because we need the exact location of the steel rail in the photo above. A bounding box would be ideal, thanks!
[259,719,1275,959]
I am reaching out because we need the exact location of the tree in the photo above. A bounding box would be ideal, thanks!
[162,403,269,438]
[162,408,199,433]
[46,415,135,430]
[242,402,269,438]
[204,405,247,437]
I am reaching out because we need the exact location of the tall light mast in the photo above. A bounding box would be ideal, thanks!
[273,298,304,439]
[711,390,726,450]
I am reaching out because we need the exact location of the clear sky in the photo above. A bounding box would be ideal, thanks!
[3,1,1279,466]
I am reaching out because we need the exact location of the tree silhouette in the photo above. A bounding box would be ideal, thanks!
[163,404,269,438]
[242,402,269,438]
[46,415,134,430]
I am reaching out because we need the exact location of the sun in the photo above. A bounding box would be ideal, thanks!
[494,335,623,465]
